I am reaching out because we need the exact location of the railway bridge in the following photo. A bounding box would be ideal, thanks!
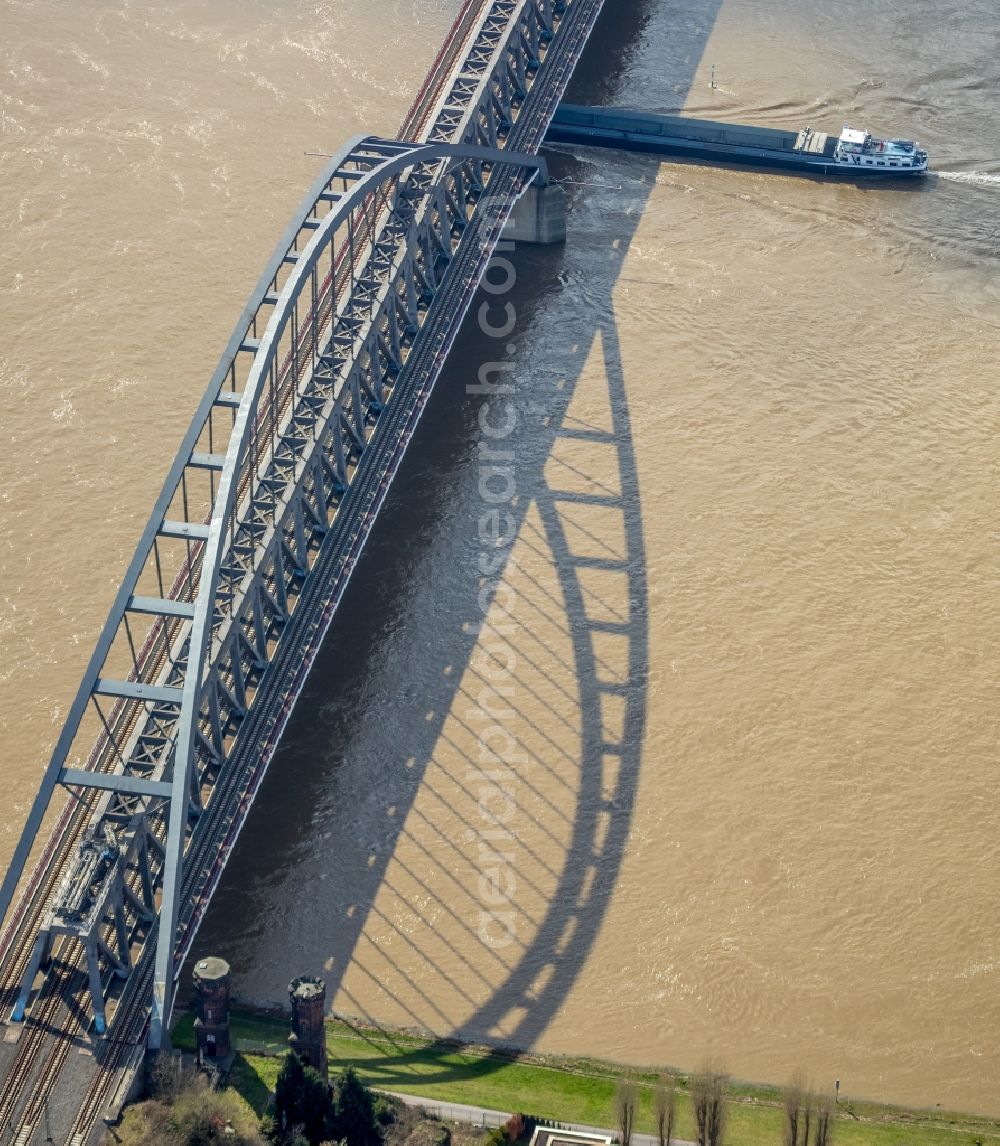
[0,0,608,1139]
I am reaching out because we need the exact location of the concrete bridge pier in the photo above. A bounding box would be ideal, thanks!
[503,172,566,244]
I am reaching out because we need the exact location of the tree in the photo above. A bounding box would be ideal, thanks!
[784,1078,835,1146]
[148,1052,188,1104]
[784,1075,805,1146]
[654,1073,677,1146]
[504,1113,526,1143]
[615,1077,637,1146]
[691,1068,727,1146]
[276,1052,307,1133]
[332,1066,382,1146]
[813,1091,835,1146]
[275,1051,336,1145]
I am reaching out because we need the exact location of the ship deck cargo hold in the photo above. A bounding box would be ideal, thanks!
[546,104,929,178]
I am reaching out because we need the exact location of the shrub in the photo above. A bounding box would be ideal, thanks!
[402,1119,450,1146]
[504,1113,526,1143]
[274,1052,335,1145]
[372,1092,401,1128]
[170,1080,266,1144]
[119,1074,265,1145]
[117,1100,175,1146]
[331,1066,382,1146]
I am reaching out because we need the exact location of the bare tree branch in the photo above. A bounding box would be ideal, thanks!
[814,1090,835,1146]
[654,1073,677,1146]
[692,1067,727,1146]
[784,1073,806,1146]
[615,1077,638,1146]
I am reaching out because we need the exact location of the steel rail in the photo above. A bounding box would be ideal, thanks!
[0,0,605,1134]
[151,137,545,1045]
[0,131,383,936]
[0,140,416,1041]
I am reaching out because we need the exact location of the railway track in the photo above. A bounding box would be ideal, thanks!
[0,947,76,1134]
[0,210,395,1146]
[0,0,467,1047]
[0,148,417,1146]
[0,0,609,1137]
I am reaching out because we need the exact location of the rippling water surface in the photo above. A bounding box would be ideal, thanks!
[2,0,1000,1115]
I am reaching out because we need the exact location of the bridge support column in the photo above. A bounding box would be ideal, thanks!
[503,175,566,245]
[288,975,328,1080]
[193,956,232,1059]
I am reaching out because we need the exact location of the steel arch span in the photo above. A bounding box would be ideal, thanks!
[0,135,545,1049]
[0,0,613,1134]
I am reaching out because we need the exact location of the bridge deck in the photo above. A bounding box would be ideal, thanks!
[0,0,608,1140]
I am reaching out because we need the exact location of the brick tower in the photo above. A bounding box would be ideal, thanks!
[288,975,328,1080]
[192,956,231,1058]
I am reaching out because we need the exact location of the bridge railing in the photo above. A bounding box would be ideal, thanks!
[0,131,544,1047]
[0,138,409,1011]
[0,0,604,1061]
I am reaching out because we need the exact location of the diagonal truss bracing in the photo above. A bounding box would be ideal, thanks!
[0,137,545,1046]
[0,0,607,1065]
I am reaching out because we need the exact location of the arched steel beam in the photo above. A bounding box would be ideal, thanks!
[0,133,545,1046]
[0,131,372,940]
[137,137,546,1048]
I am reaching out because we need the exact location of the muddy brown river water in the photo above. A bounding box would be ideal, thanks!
[2,0,999,1115]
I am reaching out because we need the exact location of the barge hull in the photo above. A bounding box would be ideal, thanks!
[547,104,927,178]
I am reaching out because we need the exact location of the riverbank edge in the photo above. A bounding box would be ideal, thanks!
[170,1007,1000,1146]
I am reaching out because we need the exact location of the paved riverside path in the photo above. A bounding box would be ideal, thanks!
[382,1090,696,1146]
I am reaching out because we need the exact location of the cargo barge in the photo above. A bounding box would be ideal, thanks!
[547,104,929,178]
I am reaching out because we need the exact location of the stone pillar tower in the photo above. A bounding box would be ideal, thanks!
[192,956,231,1058]
[288,975,328,1080]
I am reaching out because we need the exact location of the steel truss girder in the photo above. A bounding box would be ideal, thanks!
[0,0,590,1059]
[11,816,159,1034]
[148,137,546,1046]
[0,133,544,1052]
[423,0,558,151]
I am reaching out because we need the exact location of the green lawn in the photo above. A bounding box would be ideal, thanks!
[172,1009,1000,1146]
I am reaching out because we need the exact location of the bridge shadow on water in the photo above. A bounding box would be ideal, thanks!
[188,0,725,1078]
